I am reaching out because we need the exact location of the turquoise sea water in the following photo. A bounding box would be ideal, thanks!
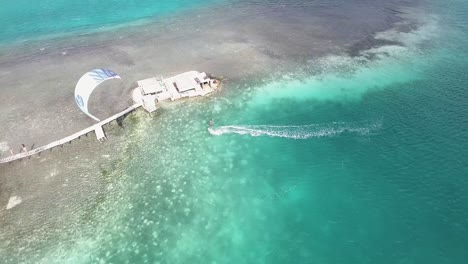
[1,0,468,263]
[0,0,219,45]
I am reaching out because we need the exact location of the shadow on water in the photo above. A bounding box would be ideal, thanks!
[116,115,126,128]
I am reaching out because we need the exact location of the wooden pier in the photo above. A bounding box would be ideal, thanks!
[0,103,142,165]
[1,70,219,165]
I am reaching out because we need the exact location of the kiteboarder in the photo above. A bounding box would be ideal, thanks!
[209,119,213,127]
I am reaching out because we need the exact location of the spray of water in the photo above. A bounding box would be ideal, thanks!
[208,120,382,139]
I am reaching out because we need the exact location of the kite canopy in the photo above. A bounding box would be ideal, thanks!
[74,69,121,121]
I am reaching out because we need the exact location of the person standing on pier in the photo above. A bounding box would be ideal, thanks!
[21,144,28,153]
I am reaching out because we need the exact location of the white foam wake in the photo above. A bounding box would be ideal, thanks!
[208,121,382,139]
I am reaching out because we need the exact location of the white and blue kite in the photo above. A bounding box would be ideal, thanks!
[74,68,121,121]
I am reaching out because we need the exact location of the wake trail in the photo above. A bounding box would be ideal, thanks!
[208,120,382,139]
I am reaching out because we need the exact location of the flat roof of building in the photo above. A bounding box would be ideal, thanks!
[167,71,210,93]
[138,77,166,94]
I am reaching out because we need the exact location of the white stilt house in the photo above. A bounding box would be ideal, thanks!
[136,77,165,112]
[132,71,219,113]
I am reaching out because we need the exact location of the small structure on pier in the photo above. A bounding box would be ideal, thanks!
[133,71,218,112]
[136,77,166,112]
[94,125,106,142]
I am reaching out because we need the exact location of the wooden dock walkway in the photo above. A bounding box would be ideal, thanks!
[0,103,142,165]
